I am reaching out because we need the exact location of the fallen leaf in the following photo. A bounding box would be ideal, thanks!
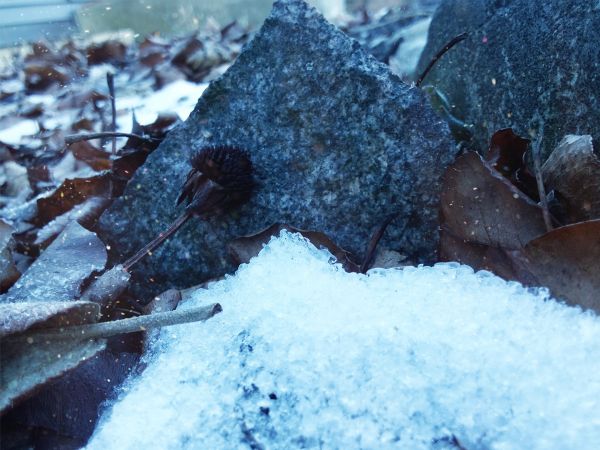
[86,40,127,66]
[486,128,538,200]
[80,265,130,311]
[0,300,104,413]
[35,173,113,226]
[34,197,110,247]
[440,152,546,250]
[69,140,112,171]
[1,221,107,304]
[542,135,600,222]
[0,220,20,292]
[508,220,600,313]
[229,224,360,272]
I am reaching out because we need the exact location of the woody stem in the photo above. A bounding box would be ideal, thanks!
[122,211,192,272]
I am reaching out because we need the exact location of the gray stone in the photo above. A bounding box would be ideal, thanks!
[417,0,600,156]
[97,0,454,297]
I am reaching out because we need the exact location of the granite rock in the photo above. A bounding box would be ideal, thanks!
[97,0,454,297]
[417,0,600,156]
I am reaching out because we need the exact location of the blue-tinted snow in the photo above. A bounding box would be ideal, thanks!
[87,231,600,450]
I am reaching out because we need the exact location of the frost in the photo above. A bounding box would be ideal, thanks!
[88,232,600,449]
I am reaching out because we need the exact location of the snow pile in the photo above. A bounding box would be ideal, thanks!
[87,232,600,449]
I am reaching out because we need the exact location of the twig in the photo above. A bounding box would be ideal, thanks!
[531,129,553,232]
[65,131,159,145]
[415,32,468,87]
[106,72,117,154]
[122,211,192,271]
[360,212,401,273]
[18,303,222,343]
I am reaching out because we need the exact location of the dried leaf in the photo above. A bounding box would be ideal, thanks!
[69,141,112,171]
[508,220,600,313]
[0,220,20,292]
[486,128,538,200]
[229,224,360,272]
[1,222,107,304]
[440,152,547,250]
[35,173,113,226]
[80,265,130,311]
[86,41,127,66]
[542,135,600,222]
[0,300,103,413]
[34,197,110,246]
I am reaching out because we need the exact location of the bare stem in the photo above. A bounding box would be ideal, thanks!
[415,32,468,87]
[532,132,553,232]
[65,132,159,145]
[19,303,222,343]
[107,72,117,154]
[122,211,192,271]
[360,213,401,273]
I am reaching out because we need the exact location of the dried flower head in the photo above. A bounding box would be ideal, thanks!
[177,146,254,216]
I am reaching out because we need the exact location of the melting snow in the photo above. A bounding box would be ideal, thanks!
[87,232,600,450]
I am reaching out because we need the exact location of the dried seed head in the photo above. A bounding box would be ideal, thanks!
[177,146,254,216]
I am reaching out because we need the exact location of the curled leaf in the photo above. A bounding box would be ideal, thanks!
[542,135,600,222]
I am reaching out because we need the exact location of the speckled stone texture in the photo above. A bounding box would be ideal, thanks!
[97,0,454,297]
[417,0,600,156]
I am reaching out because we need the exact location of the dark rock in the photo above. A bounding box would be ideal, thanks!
[417,0,600,156]
[97,0,454,297]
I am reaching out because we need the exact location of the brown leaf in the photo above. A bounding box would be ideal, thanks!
[34,197,111,247]
[69,141,112,171]
[229,224,360,272]
[440,152,547,250]
[0,220,20,293]
[542,135,600,222]
[86,41,127,66]
[486,128,538,200]
[80,265,130,311]
[1,221,107,304]
[24,63,71,91]
[35,173,113,226]
[0,300,104,413]
[509,220,600,313]
[439,228,520,281]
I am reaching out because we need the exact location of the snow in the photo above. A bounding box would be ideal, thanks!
[0,119,38,145]
[115,80,208,132]
[87,232,600,450]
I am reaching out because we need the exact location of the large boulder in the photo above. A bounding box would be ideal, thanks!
[97,0,454,297]
[417,0,600,155]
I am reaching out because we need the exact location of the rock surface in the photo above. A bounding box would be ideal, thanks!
[417,0,600,155]
[97,0,454,297]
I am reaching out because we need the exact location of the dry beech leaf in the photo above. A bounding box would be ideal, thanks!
[1,221,107,304]
[35,173,113,226]
[34,197,110,247]
[0,220,21,292]
[440,152,547,250]
[69,141,112,171]
[80,265,130,311]
[486,128,538,200]
[85,40,127,66]
[508,220,600,313]
[229,223,359,272]
[542,134,600,222]
[0,300,104,413]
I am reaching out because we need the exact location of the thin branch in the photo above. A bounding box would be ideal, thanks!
[532,130,553,232]
[65,132,159,145]
[415,32,468,87]
[122,211,192,271]
[360,212,401,273]
[106,72,117,154]
[20,303,222,343]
